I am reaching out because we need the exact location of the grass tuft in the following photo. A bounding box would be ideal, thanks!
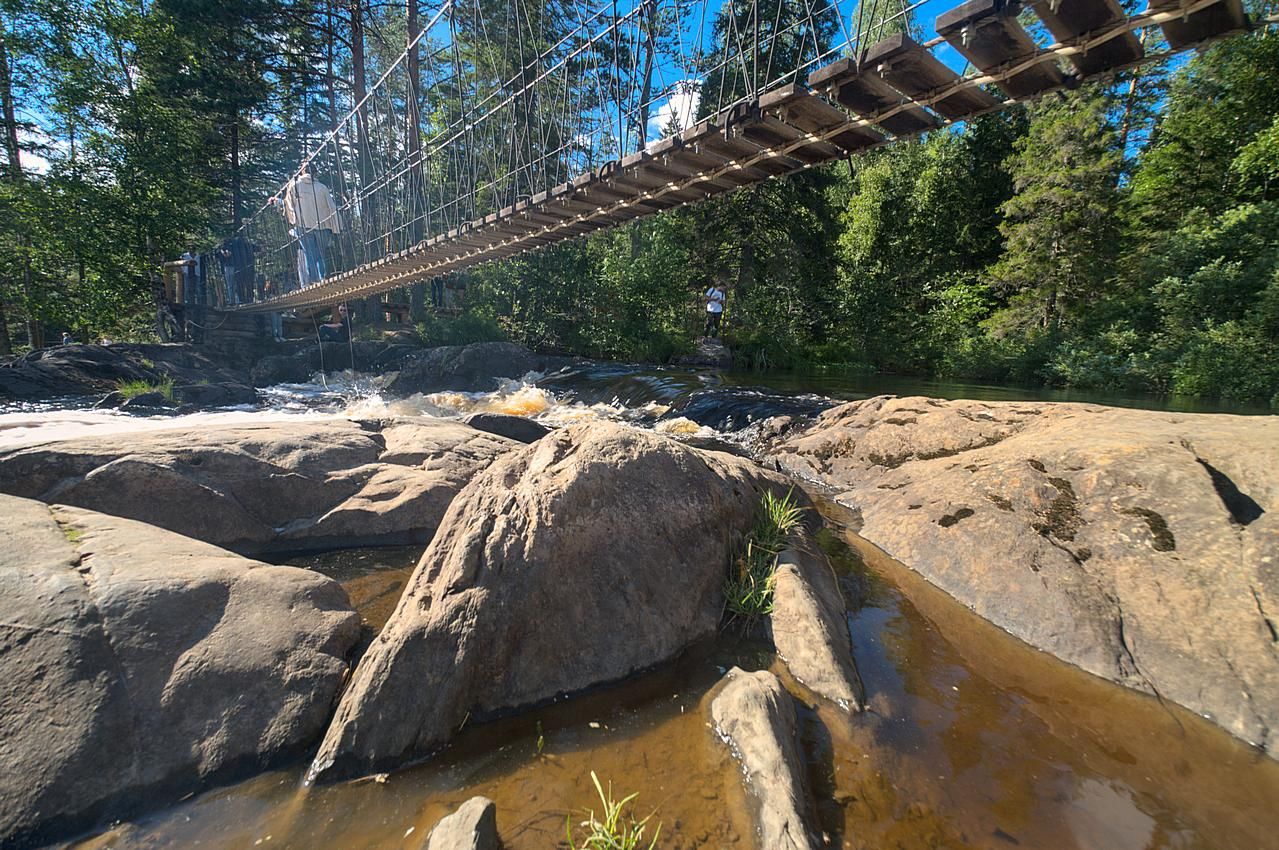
[566,771,661,850]
[723,489,805,620]
[116,376,176,402]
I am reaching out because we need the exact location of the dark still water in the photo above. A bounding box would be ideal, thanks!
[62,503,1279,850]
[540,362,1274,423]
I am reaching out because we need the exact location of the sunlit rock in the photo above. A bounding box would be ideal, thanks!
[768,395,1279,757]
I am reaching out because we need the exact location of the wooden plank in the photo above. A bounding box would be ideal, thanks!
[652,149,749,190]
[529,184,567,206]
[738,117,846,165]
[1030,0,1143,75]
[935,0,1065,99]
[770,95,885,152]
[602,159,670,193]
[758,83,808,111]
[582,181,636,202]
[1146,0,1248,49]
[698,132,801,176]
[807,57,941,135]
[863,32,1001,120]
[646,136,681,156]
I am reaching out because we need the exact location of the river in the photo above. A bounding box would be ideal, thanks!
[4,363,1274,849]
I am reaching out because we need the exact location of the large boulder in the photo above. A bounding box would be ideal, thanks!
[0,418,518,555]
[0,343,252,404]
[710,668,820,850]
[0,495,360,847]
[768,395,1279,756]
[310,422,793,779]
[384,341,579,396]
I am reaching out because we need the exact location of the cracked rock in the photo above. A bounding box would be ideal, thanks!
[765,395,1279,758]
[309,422,795,780]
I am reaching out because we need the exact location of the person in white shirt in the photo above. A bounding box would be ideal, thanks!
[703,282,726,338]
[271,167,342,285]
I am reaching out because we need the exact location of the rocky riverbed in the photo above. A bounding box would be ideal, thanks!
[1,340,1276,848]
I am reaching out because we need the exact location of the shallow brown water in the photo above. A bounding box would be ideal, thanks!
[63,509,1278,850]
[280,545,419,632]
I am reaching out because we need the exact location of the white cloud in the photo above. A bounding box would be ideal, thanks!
[646,79,702,145]
[16,128,67,176]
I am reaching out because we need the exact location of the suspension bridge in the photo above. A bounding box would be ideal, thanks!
[223,0,1252,316]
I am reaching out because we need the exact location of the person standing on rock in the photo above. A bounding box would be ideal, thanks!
[703,280,727,339]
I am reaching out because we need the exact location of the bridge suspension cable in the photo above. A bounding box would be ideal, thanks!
[208,0,1253,316]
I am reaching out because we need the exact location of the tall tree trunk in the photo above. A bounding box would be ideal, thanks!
[349,0,382,328]
[635,0,657,154]
[230,117,242,228]
[629,0,657,259]
[0,29,28,352]
[1115,29,1152,183]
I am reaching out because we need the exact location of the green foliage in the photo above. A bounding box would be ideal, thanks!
[115,376,175,401]
[565,771,660,850]
[984,85,1121,335]
[416,311,507,348]
[1127,27,1279,229]
[4,0,1277,406]
[724,489,805,619]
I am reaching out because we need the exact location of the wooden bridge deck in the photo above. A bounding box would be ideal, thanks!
[240,0,1248,314]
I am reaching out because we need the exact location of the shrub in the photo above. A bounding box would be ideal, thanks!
[417,312,506,347]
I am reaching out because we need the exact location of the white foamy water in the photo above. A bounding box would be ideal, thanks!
[340,372,677,432]
[0,370,720,450]
[0,408,334,450]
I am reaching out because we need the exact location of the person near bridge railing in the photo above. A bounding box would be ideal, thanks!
[271,167,342,288]
[215,236,255,306]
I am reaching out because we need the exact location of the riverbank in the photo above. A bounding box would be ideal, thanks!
[0,342,1275,847]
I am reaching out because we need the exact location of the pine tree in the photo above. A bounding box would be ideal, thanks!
[985,85,1121,334]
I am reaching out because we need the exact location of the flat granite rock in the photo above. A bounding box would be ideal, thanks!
[769,532,865,710]
[0,343,252,404]
[768,395,1279,757]
[384,341,581,396]
[0,418,519,555]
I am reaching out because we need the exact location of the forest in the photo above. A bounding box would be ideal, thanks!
[1,0,1277,404]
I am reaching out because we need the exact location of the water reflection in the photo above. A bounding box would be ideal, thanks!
[815,498,1277,850]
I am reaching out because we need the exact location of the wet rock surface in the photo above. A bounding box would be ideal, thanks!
[250,339,425,386]
[0,343,254,406]
[674,338,732,369]
[460,412,552,443]
[310,421,794,779]
[710,668,820,850]
[385,341,580,396]
[769,533,865,710]
[421,796,499,850]
[0,494,360,848]
[768,395,1279,756]
[0,418,518,555]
